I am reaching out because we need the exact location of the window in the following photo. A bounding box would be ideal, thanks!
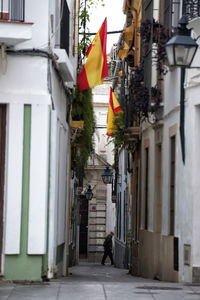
[162,0,180,32]
[1,0,25,22]
[164,0,172,29]
[123,190,126,242]
[60,0,70,55]
[135,167,139,240]
[172,0,180,29]
[117,192,121,239]
[144,147,149,230]
[174,236,179,271]
[169,135,176,235]
[154,143,162,233]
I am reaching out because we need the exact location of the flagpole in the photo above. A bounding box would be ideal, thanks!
[83,0,87,55]
[79,30,123,36]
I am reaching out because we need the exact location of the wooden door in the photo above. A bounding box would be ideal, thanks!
[0,105,6,272]
[79,196,88,258]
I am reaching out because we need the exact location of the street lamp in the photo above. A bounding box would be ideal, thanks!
[165,15,198,68]
[101,165,113,184]
[165,15,199,164]
[85,185,93,201]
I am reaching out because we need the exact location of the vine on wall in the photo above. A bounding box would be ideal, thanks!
[71,86,96,180]
[79,0,105,57]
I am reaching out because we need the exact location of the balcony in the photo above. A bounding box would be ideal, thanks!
[0,0,33,46]
[183,0,200,21]
[124,126,141,145]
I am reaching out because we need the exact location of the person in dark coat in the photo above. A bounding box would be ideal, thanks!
[101,232,114,265]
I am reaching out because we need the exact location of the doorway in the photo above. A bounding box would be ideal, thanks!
[79,196,88,259]
[0,104,6,272]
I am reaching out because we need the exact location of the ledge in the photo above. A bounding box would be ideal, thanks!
[0,20,33,46]
[71,120,84,129]
[124,126,141,145]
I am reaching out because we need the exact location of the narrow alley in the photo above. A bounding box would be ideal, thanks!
[0,262,200,300]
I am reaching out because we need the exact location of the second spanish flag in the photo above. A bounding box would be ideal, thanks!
[77,18,109,91]
[107,87,122,136]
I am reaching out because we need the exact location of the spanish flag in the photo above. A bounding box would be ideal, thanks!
[77,18,109,91]
[107,87,122,136]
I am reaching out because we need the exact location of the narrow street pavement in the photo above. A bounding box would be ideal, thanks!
[1,262,200,299]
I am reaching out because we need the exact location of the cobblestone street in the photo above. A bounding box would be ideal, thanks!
[1,262,200,299]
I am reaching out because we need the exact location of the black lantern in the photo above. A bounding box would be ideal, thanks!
[165,16,198,67]
[101,165,113,184]
[85,185,93,201]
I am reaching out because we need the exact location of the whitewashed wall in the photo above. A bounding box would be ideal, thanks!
[93,83,114,165]
[19,0,49,49]
[162,23,200,280]
[1,0,75,278]
[50,64,70,246]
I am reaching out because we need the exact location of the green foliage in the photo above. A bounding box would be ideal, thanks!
[74,0,104,178]
[111,110,125,149]
[79,0,105,56]
[72,85,96,179]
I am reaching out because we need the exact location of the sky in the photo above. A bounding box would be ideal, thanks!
[88,0,126,53]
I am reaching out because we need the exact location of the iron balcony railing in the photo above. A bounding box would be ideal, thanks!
[0,0,25,22]
[183,0,200,20]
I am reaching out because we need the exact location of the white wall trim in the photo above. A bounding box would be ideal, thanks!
[28,104,50,254]
[0,93,51,105]
[48,111,58,278]
[4,104,24,254]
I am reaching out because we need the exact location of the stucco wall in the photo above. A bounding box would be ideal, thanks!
[139,230,178,282]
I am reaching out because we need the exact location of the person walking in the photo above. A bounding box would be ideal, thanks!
[101,231,114,265]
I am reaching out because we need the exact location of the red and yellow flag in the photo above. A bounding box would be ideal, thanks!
[77,18,109,91]
[107,87,122,136]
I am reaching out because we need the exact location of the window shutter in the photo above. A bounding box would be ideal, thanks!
[164,0,172,30]
[9,0,25,22]
[60,0,70,55]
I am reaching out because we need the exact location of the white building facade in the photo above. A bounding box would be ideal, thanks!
[0,0,78,280]
[139,0,200,283]
[162,15,200,283]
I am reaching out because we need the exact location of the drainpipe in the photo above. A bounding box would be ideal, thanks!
[180,68,185,164]
[66,141,72,276]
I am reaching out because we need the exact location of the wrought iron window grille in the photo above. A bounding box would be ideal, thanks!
[183,0,200,20]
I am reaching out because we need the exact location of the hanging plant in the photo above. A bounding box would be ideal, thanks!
[154,22,171,75]
[129,65,149,119]
[129,65,163,120]
[132,85,149,118]
[140,19,171,75]
[71,85,96,180]
[140,19,152,45]
[111,110,125,148]
[151,86,162,107]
